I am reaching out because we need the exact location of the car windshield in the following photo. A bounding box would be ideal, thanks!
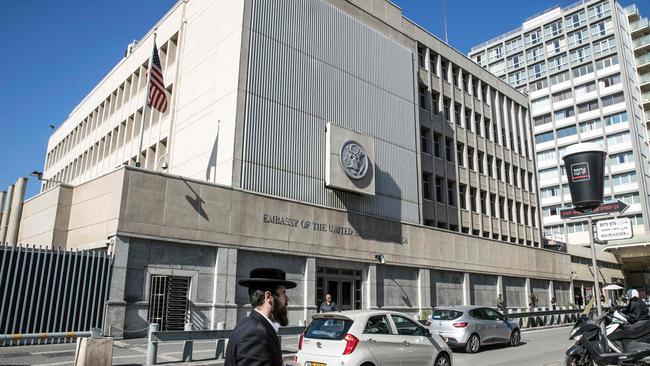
[431,310,463,320]
[305,318,354,340]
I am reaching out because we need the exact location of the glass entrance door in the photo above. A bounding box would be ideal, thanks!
[317,267,362,311]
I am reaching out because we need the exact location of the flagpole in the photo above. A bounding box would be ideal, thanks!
[136,32,157,167]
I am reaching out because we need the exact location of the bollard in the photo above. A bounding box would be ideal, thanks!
[182,323,194,362]
[146,323,159,366]
[215,322,226,360]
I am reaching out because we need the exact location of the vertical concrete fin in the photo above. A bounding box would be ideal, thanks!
[0,191,5,234]
[6,177,28,245]
[0,185,15,244]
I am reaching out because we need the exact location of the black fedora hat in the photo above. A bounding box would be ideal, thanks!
[239,268,297,289]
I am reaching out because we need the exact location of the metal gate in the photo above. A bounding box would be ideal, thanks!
[147,275,189,331]
[0,244,113,346]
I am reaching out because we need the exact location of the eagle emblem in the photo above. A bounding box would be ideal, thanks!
[340,140,368,180]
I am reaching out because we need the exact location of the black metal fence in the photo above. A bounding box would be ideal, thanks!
[0,244,113,345]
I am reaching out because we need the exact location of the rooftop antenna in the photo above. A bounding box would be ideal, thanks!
[441,0,448,43]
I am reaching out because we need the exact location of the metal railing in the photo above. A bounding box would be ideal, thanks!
[0,244,113,346]
[145,322,306,365]
[633,34,650,50]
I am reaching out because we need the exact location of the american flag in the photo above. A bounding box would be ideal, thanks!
[147,42,168,113]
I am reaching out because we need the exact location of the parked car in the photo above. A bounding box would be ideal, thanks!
[425,306,520,353]
[295,310,452,366]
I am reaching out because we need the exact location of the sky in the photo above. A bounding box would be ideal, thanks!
[1,0,648,200]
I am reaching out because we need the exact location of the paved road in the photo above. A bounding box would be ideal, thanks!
[0,327,572,366]
[452,326,573,366]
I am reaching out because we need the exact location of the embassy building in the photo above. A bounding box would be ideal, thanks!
[16,0,622,334]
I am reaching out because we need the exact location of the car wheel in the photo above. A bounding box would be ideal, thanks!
[508,329,520,347]
[434,353,451,366]
[465,333,480,353]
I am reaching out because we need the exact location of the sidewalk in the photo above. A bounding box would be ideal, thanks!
[0,335,300,366]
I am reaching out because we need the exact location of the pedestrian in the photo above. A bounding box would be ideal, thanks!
[496,294,506,312]
[551,297,557,310]
[224,268,296,366]
[623,289,649,324]
[528,292,538,310]
[319,293,337,313]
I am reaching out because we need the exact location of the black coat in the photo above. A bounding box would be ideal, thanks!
[224,310,283,366]
[625,298,649,324]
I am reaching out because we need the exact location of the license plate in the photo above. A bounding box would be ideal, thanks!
[307,363,327,366]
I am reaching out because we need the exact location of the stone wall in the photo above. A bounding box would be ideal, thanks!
[470,274,498,306]
[430,270,464,307]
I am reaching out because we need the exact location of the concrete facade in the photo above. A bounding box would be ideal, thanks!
[22,167,581,334]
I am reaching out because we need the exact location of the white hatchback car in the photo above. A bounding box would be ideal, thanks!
[295,310,452,366]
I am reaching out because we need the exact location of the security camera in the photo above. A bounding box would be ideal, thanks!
[375,254,385,264]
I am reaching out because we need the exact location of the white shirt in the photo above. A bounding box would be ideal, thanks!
[254,309,280,333]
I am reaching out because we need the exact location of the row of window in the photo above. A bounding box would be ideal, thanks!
[417,45,489,100]
[540,171,638,200]
[472,1,612,65]
[422,172,538,227]
[422,220,538,247]
[418,87,533,158]
[45,35,179,174]
[545,214,643,239]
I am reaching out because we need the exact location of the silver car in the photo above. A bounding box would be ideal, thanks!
[425,306,520,353]
[296,310,453,366]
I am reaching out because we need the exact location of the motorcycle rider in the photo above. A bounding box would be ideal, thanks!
[624,289,649,324]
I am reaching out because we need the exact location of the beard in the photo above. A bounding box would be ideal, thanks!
[271,296,289,326]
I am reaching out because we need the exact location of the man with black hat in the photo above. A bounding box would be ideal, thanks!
[224,268,296,366]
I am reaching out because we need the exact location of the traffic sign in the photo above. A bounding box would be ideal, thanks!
[560,200,629,220]
[596,218,633,241]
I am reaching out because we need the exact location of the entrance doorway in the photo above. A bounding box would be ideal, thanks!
[316,267,362,311]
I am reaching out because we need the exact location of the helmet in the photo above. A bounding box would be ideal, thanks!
[627,289,639,299]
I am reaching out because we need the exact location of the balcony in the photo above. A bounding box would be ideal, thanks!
[627,4,640,22]
[633,34,650,50]
[630,18,649,33]
[645,110,650,123]
[643,92,650,104]
[637,52,650,67]
[639,73,650,87]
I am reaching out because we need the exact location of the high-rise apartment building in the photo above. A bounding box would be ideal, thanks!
[627,4,650,139]
[470,0,650,248]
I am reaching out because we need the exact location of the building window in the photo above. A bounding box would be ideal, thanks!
[467,147,475,170]
[445,138,453,162]
[478,151,485,174]
[433,133,441,158]
[454,103,462,126]
[419,84,428,110]
[554,107,575,120]
[421,127,430,154]
[422,172,432,200]
[557,125,577,139]
[504,162,510,183]
[577,100,599,114]
[601,92,624,107]
[480,190,487,214]
[470,188,477,212]
[535,131,554,144]
[490,194,496,216]
[443,98,451,121]
[447,181,456,206]
[432,92,440,114]
[496,159,503,180]
[499,196,505,218]
[457,143,464,166]
[484,119,491,139]
[459,184,467,209]
[487,155,494,177]
[534,114,552,127]
[599,73,620,88]
[435,176,444,202]
[417,44,426,68]
[604,111,628,126]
